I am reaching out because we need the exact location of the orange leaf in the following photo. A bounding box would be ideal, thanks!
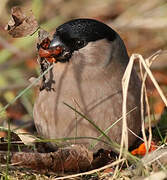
[131,141,156,156]
[103,168,114,173]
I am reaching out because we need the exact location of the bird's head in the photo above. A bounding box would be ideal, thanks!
[49,18,128,66]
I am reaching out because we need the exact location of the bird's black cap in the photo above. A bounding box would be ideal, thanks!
[53,18,117,47]
[49,18,118,62]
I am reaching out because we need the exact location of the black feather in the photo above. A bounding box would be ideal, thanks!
[54,18,116,47]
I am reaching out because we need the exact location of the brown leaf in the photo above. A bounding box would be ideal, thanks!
[0,132,31,152]
[11,144,93,173]
[37,29,50,45]
[36,29,57,91]
[5,6,39,38]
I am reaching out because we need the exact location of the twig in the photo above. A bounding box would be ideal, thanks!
[137,53,167,106]
[54,158,125,180]
[139,50,164,152]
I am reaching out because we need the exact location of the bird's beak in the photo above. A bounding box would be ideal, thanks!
[49,36,71,62]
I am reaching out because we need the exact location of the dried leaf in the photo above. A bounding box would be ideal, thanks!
[37,29,50,45]
[0,132,30,152]
[11,144,93,173]
[37,29,56,91]
[5,6,39,38]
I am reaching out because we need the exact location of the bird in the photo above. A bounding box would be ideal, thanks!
[33,18,142,152]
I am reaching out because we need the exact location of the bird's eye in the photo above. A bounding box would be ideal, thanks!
[74,40,85,49]
[76,40,84,46]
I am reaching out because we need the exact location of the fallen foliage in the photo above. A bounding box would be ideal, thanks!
[5,6,39,38]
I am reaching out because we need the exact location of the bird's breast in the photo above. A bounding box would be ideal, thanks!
[33,60,141,151]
